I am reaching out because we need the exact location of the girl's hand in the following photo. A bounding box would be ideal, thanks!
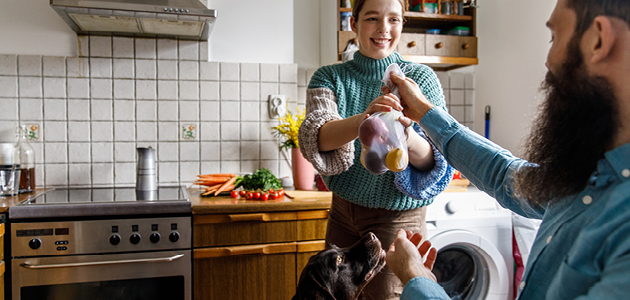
[363,92,404,119]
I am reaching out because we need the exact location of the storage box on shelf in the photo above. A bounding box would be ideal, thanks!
[337,0,478,71]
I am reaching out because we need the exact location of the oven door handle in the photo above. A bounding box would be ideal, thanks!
[20,253,185,269]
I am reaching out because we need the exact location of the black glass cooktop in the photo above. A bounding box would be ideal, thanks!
[10,186,191,219]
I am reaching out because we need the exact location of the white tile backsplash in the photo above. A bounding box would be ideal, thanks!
[68,122,90,142]
[261,64,279,82]
[44,77,66,98]
[43,56,66,77]
[179,81,199,100]
[179,61,199,80]
[0,55,17,76]
[44,99,67,120]
[18,55,42,76]
[19,77,42,98]
[115,142,136,162]
[69,143,91,163]
[220,81,239,101]
[90,36,112,57]
[113,59,134,79]
[158,60,178,80]
[135,39,156,59]
[178,40,198,61]
[157,80,178,100]
[113,37,134,58]
[157,39,178,60]
[2,36,313,187]
[0,77,17,97]
[135,59,157,79]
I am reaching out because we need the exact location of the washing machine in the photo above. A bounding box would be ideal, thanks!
[426,189,514,300]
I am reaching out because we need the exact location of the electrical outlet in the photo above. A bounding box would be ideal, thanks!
[268,95,287,118]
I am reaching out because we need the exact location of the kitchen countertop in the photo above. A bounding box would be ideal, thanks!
[0,189,47,213]
[189,188,333,214]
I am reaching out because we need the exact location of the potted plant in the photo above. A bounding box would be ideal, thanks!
[271,105,314,190]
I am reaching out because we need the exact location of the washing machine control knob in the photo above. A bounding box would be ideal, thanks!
[446,201,462,214]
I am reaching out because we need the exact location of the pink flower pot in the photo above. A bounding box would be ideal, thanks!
[291,148,315,190]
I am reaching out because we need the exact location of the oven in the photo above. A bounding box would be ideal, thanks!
[7,186,192,300]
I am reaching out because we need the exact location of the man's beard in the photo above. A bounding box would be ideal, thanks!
[513,38,619,206]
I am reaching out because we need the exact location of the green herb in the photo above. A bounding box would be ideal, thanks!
[236,168,282,191]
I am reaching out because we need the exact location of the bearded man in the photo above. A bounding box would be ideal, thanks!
[383,0,630,299]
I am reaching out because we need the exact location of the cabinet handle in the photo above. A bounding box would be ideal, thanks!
[408,41,416,47]
[194,242,297,258]
[435,42,443,49]
[462,43,470,50]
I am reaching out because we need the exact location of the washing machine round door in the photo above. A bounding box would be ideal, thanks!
[429,230,510,300]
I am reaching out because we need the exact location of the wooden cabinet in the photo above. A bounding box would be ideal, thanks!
[337,0,478,71]
[193,210,328,300]
[0,214,5,300]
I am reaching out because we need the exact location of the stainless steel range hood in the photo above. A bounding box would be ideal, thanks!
[50,0,217,40]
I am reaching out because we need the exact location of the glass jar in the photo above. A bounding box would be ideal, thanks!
[15,125,35,192]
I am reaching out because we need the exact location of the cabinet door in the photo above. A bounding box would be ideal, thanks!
[398,33,425,56]
[194,243,297,300]
[425,34,461,57]
[296,210,328,241]
[296,240,326,285]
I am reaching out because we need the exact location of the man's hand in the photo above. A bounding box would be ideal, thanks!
[386,229,438,285]
[389,73,435,123]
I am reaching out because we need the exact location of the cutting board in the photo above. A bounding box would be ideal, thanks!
[283,190,333,200]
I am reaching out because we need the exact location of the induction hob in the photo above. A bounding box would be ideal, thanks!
[9,186,191,219]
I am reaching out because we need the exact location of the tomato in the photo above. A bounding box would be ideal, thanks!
[261,193,269,201]
[278,189,285,197]
[254,192,261,200]
[239,190,247,197]
[230,190,239,198]
[246,192,254,200]
[270,192,278,200]
[268,188,275,194]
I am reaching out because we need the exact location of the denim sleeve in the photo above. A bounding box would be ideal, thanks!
[419,107,544,219]
[394,123,455,201]
[401,277,450,300]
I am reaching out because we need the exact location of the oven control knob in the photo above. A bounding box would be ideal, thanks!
[110,234,121,245]
[130,233,141,244]
[150,233,161,243]
[29,238,41,250]
[169,232,180,243]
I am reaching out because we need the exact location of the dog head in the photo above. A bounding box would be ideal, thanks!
[292,232,386,300]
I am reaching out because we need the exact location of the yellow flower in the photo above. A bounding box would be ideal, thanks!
[188,125,195,131]
[271,105,305,150]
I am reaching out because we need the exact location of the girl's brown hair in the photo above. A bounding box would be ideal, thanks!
[352,0,406,19]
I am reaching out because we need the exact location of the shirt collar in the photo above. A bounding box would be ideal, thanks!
[603,142,630,182]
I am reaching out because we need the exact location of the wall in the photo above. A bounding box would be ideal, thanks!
[473,0,556,155]
[0,0,294,63]
[0,36,300,188]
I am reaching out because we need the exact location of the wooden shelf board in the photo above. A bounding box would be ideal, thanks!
[404,11,472,22]
[402,55,477,70]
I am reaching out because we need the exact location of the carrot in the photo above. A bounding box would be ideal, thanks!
[194,177,231,185]
[214,176,238,196]
[194,180,228,186]
[203,183,223,191]
[198,173,237,178]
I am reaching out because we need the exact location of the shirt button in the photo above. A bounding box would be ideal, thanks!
[519,281,526,290]
[546,235,552,244]
[582,195,593,205]
[622,169,630,178]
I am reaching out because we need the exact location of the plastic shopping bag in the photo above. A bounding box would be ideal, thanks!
[358,63,409,174]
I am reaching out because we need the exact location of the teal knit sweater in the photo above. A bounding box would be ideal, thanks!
[298,51,453,211]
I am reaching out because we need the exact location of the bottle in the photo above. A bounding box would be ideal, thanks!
[15,125,35,192]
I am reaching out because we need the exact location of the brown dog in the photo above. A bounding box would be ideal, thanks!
[292,232,386,300]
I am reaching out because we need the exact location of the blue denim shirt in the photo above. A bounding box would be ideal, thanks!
[402,107,630,300]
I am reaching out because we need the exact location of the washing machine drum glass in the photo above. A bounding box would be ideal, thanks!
[433,245,489,300]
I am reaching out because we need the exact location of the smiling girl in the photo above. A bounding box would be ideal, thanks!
[297,0,453,298]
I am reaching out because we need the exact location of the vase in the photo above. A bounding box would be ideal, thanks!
[291,147,315,190]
